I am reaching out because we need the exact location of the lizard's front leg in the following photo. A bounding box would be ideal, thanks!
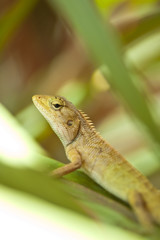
[49,149,82,178]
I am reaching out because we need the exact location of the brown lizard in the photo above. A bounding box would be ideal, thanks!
[32,95,160,230]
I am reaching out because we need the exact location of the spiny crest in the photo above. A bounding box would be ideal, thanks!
[79,110,96,131]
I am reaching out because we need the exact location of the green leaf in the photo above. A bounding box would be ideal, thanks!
[1,185,147,240]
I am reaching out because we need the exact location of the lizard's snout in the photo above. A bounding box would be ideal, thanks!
[32,95,42,101]
[32,95,53,110]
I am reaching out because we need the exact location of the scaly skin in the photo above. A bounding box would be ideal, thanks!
[32,95,160,230]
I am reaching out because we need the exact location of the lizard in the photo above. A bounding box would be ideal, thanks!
[32,94,160,230]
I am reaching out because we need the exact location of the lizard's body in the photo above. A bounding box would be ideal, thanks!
[32,95,160,230]
[67,130,156,202]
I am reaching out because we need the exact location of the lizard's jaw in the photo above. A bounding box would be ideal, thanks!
[32,95,63,138]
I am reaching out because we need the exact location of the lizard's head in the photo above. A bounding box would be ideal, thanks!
[32,95,80,146]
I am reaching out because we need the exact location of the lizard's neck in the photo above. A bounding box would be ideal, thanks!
[76,109,103,142]
[66,109,103,148]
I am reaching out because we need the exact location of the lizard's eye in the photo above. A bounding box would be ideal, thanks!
[54,103,61,109]
[51,102,62,110]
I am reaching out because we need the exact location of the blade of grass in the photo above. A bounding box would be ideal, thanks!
[0,159,143,233]
[0,161,95,219]
[1,186,147,240]
[48,0,160,152]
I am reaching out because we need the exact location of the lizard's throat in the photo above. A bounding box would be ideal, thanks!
[48,119,81,147]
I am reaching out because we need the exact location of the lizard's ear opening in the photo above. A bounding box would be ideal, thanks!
[67,120,73,126]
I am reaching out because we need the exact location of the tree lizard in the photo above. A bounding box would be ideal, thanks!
[32,95,160,230]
